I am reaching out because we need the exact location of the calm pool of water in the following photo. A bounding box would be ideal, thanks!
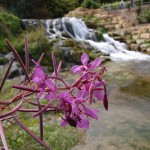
[72,61,150,150]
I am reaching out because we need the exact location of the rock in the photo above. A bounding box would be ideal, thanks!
[140,33,150,39]
[130,44,139,51]
[146,48,150,54]
[136,39,145,45]
[61,31,70,38]
[0,57,9,65]
[115,24,122,29]
[5,52,14,61]
[101,57,111,63]
[140,44,149,52]
[8,62,23,79]
[0,54,4,57]
[85,21,98,29]
[105,25,115,30]
[132,35,140,40]
[113,36,124,42]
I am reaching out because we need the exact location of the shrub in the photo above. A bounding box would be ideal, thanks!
[95,27,107,41]
[81,0,100,9]
[0,57,9,65]
[0,10,21,35]
[144,9,150,23]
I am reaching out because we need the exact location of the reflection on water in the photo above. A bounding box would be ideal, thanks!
[72,61,150,150]
[120,77,150,100]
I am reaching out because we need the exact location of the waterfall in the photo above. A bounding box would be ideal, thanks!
[45,17,96,41]
[87,34,150,61]
[44,17,150,61]
[22,17,150,61]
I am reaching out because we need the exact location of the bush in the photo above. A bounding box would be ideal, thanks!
[0,57,9,65]
[95,27,107,41]
[0,10,21,35]
[144,9,150,23]
[81,0,100,9]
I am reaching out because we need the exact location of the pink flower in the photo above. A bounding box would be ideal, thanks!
[60,96,99,129]
[77,81,104,104]
[71,53,101,74]
[32,65,56,98]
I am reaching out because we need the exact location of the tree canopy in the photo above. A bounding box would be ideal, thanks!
[1,0,145,19]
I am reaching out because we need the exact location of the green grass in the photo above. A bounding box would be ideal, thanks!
[0,78,84,150]
[2,116,83,150]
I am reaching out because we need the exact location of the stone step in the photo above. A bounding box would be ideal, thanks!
[140,43,150,52]
[113,36,124,42]
[108,31,120,37]
[105,25,115,30]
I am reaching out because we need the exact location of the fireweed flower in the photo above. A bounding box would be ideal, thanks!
[32,65,56,98]
[1,39,108,150]
[60,95,99,129]
[71,53,101,74]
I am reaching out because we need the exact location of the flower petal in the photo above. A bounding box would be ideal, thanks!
[61,119,68,127]
[83,106,99,120]
[71,65,81,74]
[34,67,46,80]
[81,53,89,66]
[77,117,89,129]
[45,80,56,92]
[88,58,101,69]
[77,89,89,99]
[94,91,104,101]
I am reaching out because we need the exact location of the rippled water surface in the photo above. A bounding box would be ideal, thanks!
[72,61,150,150]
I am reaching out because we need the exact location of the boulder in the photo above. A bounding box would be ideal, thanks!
[8,62,23,79]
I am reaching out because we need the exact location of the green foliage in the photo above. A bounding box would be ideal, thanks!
[0,80,16,100]
[0,77,84,150]
[0,10,21,36]
[1,111,83,150]
[144,9,150,23]
[0,57,9,65]
[61,39,101,64]
[0,0,79,19]
[96,27,107,41]
[136,8,150,24]
[47,0,79,18]
[81,0,100,9]
[0,9,21,54]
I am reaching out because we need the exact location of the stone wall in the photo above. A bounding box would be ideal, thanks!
[67,7,150,54]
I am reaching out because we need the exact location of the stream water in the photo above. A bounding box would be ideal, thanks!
[72,60,150,150]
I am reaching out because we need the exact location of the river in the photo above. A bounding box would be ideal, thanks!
[72,60,150,150]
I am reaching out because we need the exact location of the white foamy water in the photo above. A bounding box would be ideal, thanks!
[87,34,150,61]
[44,17,150,61]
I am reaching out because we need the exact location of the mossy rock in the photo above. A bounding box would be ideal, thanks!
[63,39,79,47]
[0,57,9,65]
[61,39,101,65]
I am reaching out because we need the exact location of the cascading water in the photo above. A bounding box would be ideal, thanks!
[44,17,150,61]
[23,17,150,61]
[44,17,96,41]
[87,34,150,61]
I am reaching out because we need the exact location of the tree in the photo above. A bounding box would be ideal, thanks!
[47,0,78,18]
